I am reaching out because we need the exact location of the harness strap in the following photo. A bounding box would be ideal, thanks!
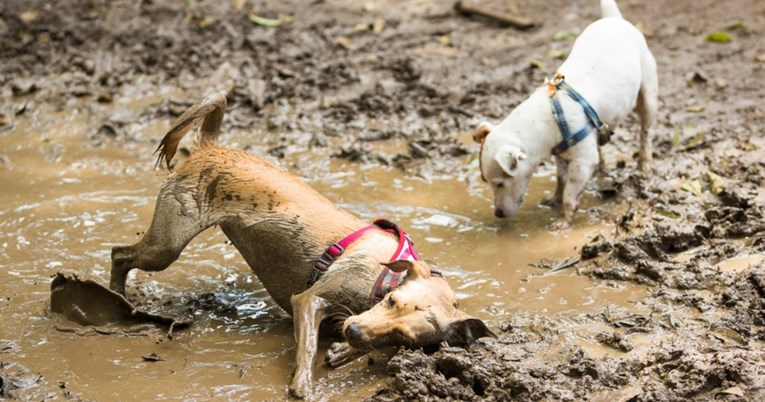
[368,219,431,306]
[548,74,605,155]
[307,224,377,288]
[305,219,439,307]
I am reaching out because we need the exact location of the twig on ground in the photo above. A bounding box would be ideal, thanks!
[454,0,539,30]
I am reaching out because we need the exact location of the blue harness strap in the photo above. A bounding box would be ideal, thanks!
[548,75,605,155]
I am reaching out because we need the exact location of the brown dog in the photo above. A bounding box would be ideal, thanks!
[109,93,493,399]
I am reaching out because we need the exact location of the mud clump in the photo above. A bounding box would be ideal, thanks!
[49,272,191,336]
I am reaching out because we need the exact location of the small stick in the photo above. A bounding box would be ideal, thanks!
[543,258,581,276]
[455,0,538,30]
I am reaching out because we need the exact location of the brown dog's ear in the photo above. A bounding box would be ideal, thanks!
[444,318,496,346]
[471,122,493,144]
[383,260,413,273]
[383,260,432,279]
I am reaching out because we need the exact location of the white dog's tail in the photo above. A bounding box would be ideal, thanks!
[600,0,623,19]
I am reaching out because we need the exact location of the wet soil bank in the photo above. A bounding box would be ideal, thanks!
[2,0,765,400]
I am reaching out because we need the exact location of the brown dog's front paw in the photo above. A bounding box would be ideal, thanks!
[325,342,364,368]
[288,375,311,400]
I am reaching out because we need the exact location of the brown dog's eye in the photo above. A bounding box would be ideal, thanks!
[387,296,396,309]
[496,182,504,188]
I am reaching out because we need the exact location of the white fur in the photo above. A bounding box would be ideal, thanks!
[478,0,658,227]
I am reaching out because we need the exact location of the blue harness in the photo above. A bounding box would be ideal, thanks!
[547,74,607,155]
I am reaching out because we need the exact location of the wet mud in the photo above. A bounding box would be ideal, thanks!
[2,0,765,400]
[50,272,191,335]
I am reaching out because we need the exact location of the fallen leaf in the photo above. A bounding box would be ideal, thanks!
[277,13,293,23]
[141,352,164,362]
[248,13,282,27]
[372,17,385,34]
[756,53,765,62]
[671,127,682,147]
[635,21,653,37]
[552,31,576,41]
[704,32,731,43]
[680,131,705,151]
[18,30,33,44]
[233,0,246,12]
[335,36,357,50]
[362,2,375,12]
[720,386,745,397]
[706,171,726,195]
[481,57,498,67]
[548,49,566,59]
[439,35,449,45]
[727,21,746,30]
[687,71,708,84]
[681,179,703,196]
[19,10,40,23]
[655,208,680,219]
[685,103,706,113]
[417,46,458,58]
[529,59,543,69]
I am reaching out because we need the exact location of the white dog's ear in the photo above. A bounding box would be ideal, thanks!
[471,121,494,144]
[494,144,527,176]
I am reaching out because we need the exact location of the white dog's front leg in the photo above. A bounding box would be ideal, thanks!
[553,158,598,229]
[542,156,567,209]
[289,292,329,399]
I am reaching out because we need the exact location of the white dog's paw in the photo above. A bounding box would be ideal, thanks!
[540,195,562,210]
[548,218,572,231]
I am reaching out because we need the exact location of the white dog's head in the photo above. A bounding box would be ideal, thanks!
[472,122,534,218]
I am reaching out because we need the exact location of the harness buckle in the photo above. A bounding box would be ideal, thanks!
[316,243,344,271]
[545,73,565,98]
[307,243,345,287]
[596,122,613,146]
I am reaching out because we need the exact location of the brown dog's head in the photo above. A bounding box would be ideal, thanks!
[342,260,495,350]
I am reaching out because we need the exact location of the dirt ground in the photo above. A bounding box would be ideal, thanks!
[2,0,765,400]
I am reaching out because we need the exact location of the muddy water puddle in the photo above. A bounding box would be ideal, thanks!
[3,100,648,401]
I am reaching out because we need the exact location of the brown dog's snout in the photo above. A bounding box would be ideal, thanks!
[344,322,364,344]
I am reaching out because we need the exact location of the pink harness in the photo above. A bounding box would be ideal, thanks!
[308,219,438,306]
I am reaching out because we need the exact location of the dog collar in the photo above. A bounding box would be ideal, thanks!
[546,74,611,155]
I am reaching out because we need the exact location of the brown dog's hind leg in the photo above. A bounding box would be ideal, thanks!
[110,187,211,296]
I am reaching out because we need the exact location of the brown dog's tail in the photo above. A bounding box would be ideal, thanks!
[154,92,227,170]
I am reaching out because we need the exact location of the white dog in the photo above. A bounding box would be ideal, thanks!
[473,0,658,229]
